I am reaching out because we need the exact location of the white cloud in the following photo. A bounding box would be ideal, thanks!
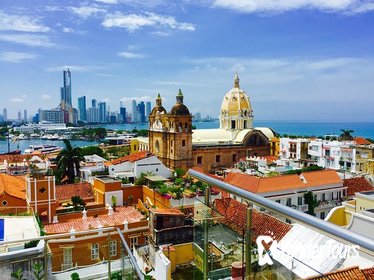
[62,27,75,33]
[0,51,38,63]
[94,0,119,4]
[46,65,104,72]
[11,95,27,103]
[118,51,147,59]
[0,10,50,32]
[41,94,51,100]
[102,12,195,32]
[212,0,374,14]
[120,95,153,103]
[0,34,55,47]
[70,6,107,19]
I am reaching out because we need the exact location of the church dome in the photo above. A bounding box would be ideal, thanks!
[150,93,167,116]
[220,73,253,130]
[170,89,190,116]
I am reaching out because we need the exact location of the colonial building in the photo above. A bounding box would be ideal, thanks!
[147,74,275,172]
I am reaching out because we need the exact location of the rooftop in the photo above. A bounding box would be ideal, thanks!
[0,173,26,200]
[305,265,368,280]
[95,176,121,184]
[44,206,145,234]
[105,151,152,166]
[343,177,374,197]
[56,183,93,202]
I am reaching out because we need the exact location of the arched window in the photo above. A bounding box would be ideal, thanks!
[231,120,236,129]
[155,140,160,152]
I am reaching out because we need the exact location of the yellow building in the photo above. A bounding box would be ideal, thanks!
[270,137,280,157]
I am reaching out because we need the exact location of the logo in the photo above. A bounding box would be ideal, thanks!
[256,235,360,267]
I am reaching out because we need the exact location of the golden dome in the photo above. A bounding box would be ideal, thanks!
[220,73,253,130]
[170,89,190,116]
[150,93,167,116]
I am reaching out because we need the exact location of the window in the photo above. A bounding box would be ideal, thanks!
[231,120,236,129]
[297,197,303,205]
[155,140,160,152]
[320,212,326,220]
[232,154,237,162]
[130,237,138,248]
[91,243,99,260]
[216,155,221,163]
[182,140,186,147]
[1,200,7,206]
[109,240,117,257]
[322,193,326,201]
[63,248,73,270]
[275,200,281,204]
[197,156,202,164]
[286,198,292,207]
[244,120,247,128]
[286,218,292,224]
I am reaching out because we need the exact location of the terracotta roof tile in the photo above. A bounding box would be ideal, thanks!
[106,151,152,166]
[223,170,342,194]
[0,154,30,163]
[355,137,372,145]
[56,183,94,202]
[362,267,374,280]
[344,177,374,197]
[0,173,26,200]
[304,266,368,280]
[214,198,291,243]
[150,208,184,216]
[44,206,145,234]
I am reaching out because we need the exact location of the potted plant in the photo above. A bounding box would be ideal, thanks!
[111,195,117,212]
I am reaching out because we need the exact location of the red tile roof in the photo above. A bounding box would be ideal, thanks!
[223,170,342,194]
[44,206,145,234]
[56,183,94,202]
[0,154,30,163]
[150,208,184,216]
[105,151,152,166]
[304,266,368,280]
[214,198,291,243]
[362,267,374,280]
[0,173,26,200]
[355,137,372,145]
[344,177,374,197]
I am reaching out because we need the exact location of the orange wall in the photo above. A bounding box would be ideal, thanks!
[93,179,121,193]
[142,186,171,209]
[0,193,27,207]
[28,176,55,202]
[123,186,143,205]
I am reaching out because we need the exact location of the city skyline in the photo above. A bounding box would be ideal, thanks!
[0,0,374,121]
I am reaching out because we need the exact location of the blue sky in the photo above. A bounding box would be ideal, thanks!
[1,0,374,121]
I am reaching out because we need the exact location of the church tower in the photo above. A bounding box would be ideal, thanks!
[148,90,193,170]
[220,72,254,130]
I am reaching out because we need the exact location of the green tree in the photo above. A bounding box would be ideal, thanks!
[56,140,84,184]
[80,145,106,158]
[339,129,354,141]
[94,127,107,140]
[71,195,86,211]
[304,191,318,216]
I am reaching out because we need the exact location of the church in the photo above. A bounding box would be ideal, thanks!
[147,73,275,173]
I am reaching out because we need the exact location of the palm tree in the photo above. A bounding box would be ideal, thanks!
[339,129,354,141]
[56,140,84,184]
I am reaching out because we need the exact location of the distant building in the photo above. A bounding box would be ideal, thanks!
[3,108,7,121]
[23,109,27,122]
[120,106,126,123]
[60,68,72,109]
[145,101,151,119]
[98,102,106,123]
[78,96,87,121]
[138,101,145,123]
[132,99,137,123]
[87,107,99,123]
[39,109,64,124]
[280,138,310,166]
[193,112,201,122]
[17,110,22,122]
[91,98,97,108]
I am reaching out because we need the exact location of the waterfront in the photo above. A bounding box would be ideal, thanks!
[2,120,373,154]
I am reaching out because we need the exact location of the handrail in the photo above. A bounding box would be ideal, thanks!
[116,228,144,280]
[188,169,374,256]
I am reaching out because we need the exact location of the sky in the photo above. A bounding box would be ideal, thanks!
[0,0,374,121]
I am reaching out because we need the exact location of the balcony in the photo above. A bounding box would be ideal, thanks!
[315,200,341,210]
[294,204,309,212]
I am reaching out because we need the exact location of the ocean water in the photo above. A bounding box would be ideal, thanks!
[1,120,373,154]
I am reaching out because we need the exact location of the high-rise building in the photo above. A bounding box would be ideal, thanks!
[18,110,22,122]
[98,102,106,123]
[23,109,27,122]
[131,99,137,123]
[3,108,7,122]
[39,109,64,124]
[120,106,126,123]
[78,96,87,121]
[92,99,97,108]
[138,101,145,123]
[146,101,151,121]
[60,69,72,109]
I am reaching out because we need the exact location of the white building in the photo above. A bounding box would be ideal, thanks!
[105,151,172,182]
[308,139,356,171]
[279,138,310,163]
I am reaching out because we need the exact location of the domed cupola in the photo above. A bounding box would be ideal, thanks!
[170,89,191,116]
[220,73,253,130]
[150,93,167,116]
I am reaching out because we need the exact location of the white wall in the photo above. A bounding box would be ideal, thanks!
[104,190,123,207]
[134,156,172,178]
[154,250,171,280]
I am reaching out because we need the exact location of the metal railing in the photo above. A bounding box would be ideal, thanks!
[188,169,374,256]
[116,228,144,280]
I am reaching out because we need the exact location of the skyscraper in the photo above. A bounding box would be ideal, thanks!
[23,109,27,122]
[120,106,126,123]
[145,101,151,121]
[60,69,72,109]
[78,96,87,121]
[18,110,22,122]
[138,101,145,123]
[98,102,106,123]
[3,108,7,122]
[131,99,137,123]
[92,99,97,108]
